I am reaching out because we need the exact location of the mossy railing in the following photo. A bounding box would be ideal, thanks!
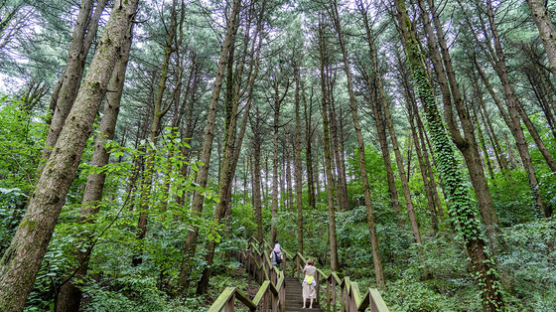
[208,238,389,312]
[208,239,286,312]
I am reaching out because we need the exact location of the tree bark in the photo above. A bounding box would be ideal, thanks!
[55,24,133,312]
[527,0,556,81]
[0,1,138,310]
[44,0,108,159]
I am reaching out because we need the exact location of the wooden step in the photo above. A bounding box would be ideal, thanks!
[284,275,323,312]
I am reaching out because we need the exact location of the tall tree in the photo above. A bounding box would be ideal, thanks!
[55,24,134,312]
[328,0,384,286]
[0,1,139,310]
[394,0,505,310]
[527,0,556,81]
[133,0,180,266]
[44,0,108,159]
[177,0,242,291]
[293,59,304,255]
[459,0,552,217]
[317,22,339,271]
[418,0,500,244]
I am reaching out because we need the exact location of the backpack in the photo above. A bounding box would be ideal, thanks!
[274,250,282,264]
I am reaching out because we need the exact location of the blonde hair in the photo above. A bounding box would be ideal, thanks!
[307,259,314,265]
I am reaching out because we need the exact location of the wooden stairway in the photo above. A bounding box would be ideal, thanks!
[285,276,322,312]
[207,238,389,312]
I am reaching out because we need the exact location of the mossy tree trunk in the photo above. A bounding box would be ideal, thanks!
[418,0,500,246]
[55,24,133,312]
[0,1,139,310]
[394,1,505,310]
[44,0,108,159]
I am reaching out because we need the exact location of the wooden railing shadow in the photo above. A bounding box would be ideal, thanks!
[207,238,389,312]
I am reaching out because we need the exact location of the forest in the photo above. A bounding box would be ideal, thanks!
[0,0,555,311]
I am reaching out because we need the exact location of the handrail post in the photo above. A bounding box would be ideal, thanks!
[281,276,286,312]
[283,251,286,273]
[296,256,300,280]
[341,284,346,312]
[326,279,331,312]
[272,288,278,312]
[225,293,235,312]
[264,290,270,312]
[316,271,320,305]
[332,278,336,312]
[370,294,377,312]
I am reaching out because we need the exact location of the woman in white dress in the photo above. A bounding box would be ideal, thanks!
[302,259,316,309]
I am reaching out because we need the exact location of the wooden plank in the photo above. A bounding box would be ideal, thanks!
[225,293,234,312]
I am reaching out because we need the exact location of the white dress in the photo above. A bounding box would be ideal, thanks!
[302,265,316,299]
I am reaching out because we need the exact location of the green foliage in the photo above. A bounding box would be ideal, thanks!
[0,95,46,256]
[498,218,556,312]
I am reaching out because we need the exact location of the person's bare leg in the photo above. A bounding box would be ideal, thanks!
[309,298,313,309]
[302,297,306,308]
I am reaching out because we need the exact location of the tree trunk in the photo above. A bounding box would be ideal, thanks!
[0,1,138,310]
[196,10,264,291]
[285,134,294,212]
[55,24,133,312]
[394,1,505,310]
[177,0,241,290]
[253,141,263,242]
[44,0,108,159]
[327,74,349,211]
[294,62,304,255]
[420,0,500,243]
[133,2,178,265]
[330,0,383,284]
[396,53,445,218]
[382,83,422,244]
[527,0,556,81]
[406,81,439,234]
[318,24,339,271]
[304,85,316,209]
[471,73,509,172]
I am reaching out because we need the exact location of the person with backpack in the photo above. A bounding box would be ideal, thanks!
[302,259,317,309]
[269,240,283,270]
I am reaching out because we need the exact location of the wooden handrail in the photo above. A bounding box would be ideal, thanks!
[276,239,389,312]
[208,237,389,312]
[207,240,287,312]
